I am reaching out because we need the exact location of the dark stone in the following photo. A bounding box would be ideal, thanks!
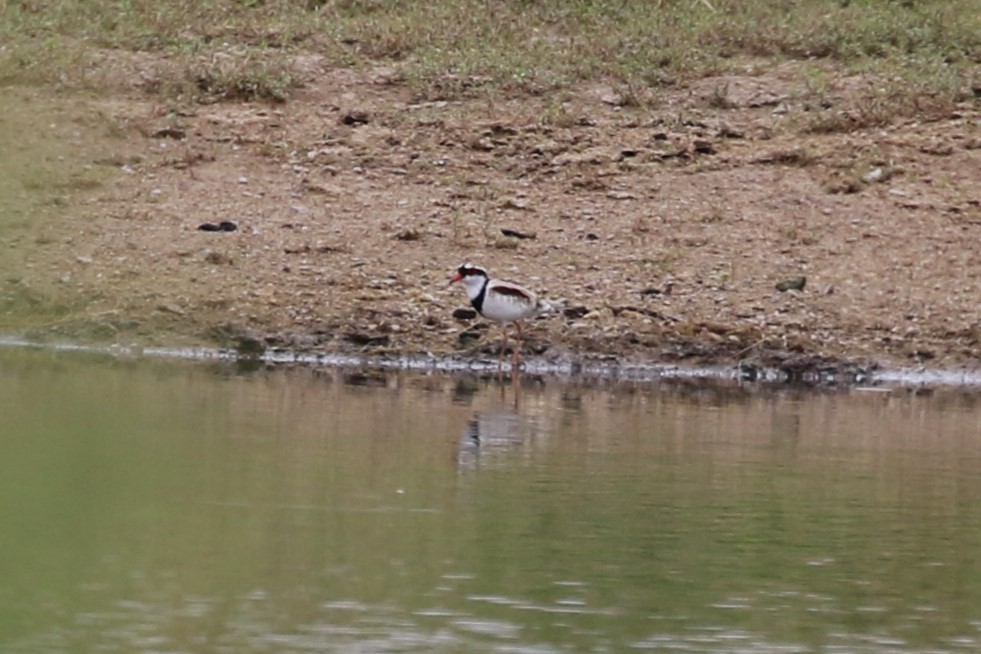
[198,221,237,232]
[340,110,370,126]
[775,276,807,292]
[453,308,478,321]
[395,228,421,241]
[500,228,536,240]
[693,140,715,154]
[344,332,390,347]
[152,127,186,139]
[563,305,590,320]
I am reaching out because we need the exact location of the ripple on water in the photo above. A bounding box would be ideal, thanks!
[320,599,370,612]
[631,631,805,653]
[450,617,522,639]
[466,593,616,617]
[466,594,524,607]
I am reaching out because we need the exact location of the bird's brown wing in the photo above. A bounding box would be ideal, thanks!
[489,283,535,301]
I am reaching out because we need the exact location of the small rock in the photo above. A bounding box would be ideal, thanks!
[600,91,625,106]
[718,124,744,139]
[651,147,689,160]
[157,304,185,316]
[340,110,370,126]
[640,287,664,297]
[775,276,807,292]
[863,167,885,183]
[76,256,93,265]
[198,221,237,232]
[693,139,715,154]
[563,305,590,320]
[583,308,612,321]
[204,251,233,265]
[453,308,478,321]
[456,325,487,348]
[344,331,390,347]
[501,198,533,211]
[152,127,186,139]
[395,228,422,241]
[468,137,495,151]
[500,228,536,240]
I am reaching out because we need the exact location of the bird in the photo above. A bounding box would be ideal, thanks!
[449,263,550,368]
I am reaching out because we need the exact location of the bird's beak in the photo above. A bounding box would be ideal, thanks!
[448,272,463,285]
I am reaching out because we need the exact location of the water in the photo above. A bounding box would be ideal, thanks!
[2,348,981,653]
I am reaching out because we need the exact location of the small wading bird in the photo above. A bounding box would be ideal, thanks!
[449,263,550,368]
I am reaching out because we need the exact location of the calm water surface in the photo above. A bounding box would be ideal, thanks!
[2,348,981,653]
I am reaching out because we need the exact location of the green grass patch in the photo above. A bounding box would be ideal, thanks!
[1,0,977,118]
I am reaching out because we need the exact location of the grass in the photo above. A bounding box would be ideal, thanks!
[0,0,978,122]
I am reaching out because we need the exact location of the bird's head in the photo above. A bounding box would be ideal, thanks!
[449,262,488,285]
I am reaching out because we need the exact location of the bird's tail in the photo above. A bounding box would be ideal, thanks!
[535,299,555,317]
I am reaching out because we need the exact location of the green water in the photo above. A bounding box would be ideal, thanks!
[2,348,981,653]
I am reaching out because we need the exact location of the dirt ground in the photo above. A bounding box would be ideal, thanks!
[3,53,979,376]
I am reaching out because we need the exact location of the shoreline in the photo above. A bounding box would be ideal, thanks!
[3,335,979,389]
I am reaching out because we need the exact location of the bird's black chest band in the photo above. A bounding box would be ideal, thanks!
[471,279,488,313]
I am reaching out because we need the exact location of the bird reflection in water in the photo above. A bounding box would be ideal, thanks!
[456,370,542,470]
[457,411,532,469]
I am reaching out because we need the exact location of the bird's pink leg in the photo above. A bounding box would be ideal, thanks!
[498,324,509,370]
[513,321,524,367]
